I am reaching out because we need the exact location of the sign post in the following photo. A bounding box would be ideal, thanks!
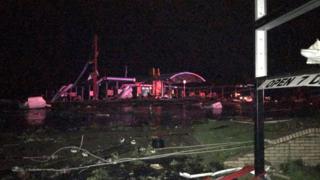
[254,0,320,178]
[254,78,265,177]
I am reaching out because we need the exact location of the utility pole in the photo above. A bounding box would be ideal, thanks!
[92,34,99,100]
[124,65,128,78]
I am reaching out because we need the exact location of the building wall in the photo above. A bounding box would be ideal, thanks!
[224,128,320,168]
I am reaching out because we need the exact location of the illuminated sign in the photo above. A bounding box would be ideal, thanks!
[258,73,320,90]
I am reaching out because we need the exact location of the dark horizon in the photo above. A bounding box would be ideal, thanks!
[1,1,319,100]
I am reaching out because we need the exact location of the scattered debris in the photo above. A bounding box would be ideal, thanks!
[70,149,78,153]
[264,119,292,124]
[150,163,163,170]
[96,113,110,117]
[130,140,136,145]
[81,152,88,157]
[105,158,113,163]
[12,166,24,172]
[179,167,242,179]
[110,152,119,160]
[212,102,223,109]
[138,147,146,152]
[179,166,271,179]
[119,137,125,144]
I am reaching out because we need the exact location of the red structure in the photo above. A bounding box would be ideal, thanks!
[152,80,163,98]
[92,34,99,100]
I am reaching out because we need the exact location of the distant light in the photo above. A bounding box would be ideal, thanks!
[183,80,186,84]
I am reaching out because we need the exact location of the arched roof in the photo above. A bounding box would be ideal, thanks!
[160,71,206,84]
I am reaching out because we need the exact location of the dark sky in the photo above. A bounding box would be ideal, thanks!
[1,0,319,99]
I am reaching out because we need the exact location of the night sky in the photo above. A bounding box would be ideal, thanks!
[1,1,319,99]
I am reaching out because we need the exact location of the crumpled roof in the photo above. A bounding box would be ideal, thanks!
[159,72,206,84]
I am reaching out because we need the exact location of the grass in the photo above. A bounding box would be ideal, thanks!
[192,120,253,144]
[264,117,320,139]
[191,120,253,165]
[277,160,320,180]
[2,105,320,179]
[193,117,320,145]
[191,117,320,165]
[190,118,320,180]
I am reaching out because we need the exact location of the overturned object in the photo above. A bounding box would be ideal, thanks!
[119,85,133,99]
[301,39,320,64]
[24,96,51,109]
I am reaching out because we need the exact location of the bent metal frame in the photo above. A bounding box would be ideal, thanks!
[254,0,320,178]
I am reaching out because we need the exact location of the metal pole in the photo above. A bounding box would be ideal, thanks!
[254,78,265,177]
[125,65,128,78]
[222,87,224,99]
[88,85,91,100]
[255,1,267,176]
[75,86,78,101]
[45,89,48,99]
[183,80,186,98]
[81,86,84,101]
[92,34,99,100]
[116,81,119,95]
[105,82,108,100]
[161,81,164,97]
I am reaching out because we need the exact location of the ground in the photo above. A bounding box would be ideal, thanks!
[0,100,319,179]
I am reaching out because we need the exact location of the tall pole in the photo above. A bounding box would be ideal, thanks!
[105,82,108,100]
[183,80,186,98]
[92,34,99,100]
[255,1,267,177]
[253,1,320,178]
[125,65,128,78]
[81,86,84,101]
[254,79,265,177]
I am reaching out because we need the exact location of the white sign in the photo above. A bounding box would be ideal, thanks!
[258,73,320,90]
[255,30,267,77]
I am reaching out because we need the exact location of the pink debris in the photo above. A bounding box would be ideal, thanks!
[212,102,223,109]
[25,96,48,109]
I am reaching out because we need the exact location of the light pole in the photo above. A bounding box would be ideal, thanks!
[183,80,186,98]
